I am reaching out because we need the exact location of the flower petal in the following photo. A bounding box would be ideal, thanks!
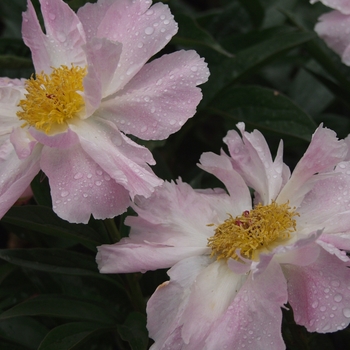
[78,0,178,94]
[70,118,162,199]
[101,50,209,140]
[147,255,211,350]
[199,151,252,214]
[83,37,122,111]
[224,122,285,204]
[0,139,41,218]
[204,260,287,350]
[29,127,79,149]
[315,10,350,65]
[277,124,347,207]
[311,0,350,14]
[285,249,350,333]
[22,0,86,73]
[10,127,37,159]
[40,143,130,223]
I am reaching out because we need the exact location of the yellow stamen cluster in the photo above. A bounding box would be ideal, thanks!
[208,201,299,261]
[17,65,87,134]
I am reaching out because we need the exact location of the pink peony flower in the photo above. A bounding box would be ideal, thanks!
[312,0,350,65]
[0,0,209,223]
[97,123,350,349]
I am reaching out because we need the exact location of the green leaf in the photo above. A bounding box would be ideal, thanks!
[117,312,148,350]
[203,30,316,104]
[173,14,233,57]
[0,295,115,324]
[238,0,265,28]
[0,248,98,276]
[0,263,17,285]
[0,317,48,349]
[2,206,100,248]
[38,322,114,350]
[207,85,316,141]
[0,55,33,69]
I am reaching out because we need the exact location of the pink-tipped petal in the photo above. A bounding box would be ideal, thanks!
[205,260,287,350]
[10,127,37,159]
[101,50,209,140]
[70,118,162,199]
[23,0,86,73]
[278,125,347,206]
[311,0,350,14]
[315,10,350,66]
[29,128,79,149]
[199,151,252,214]
[40,143,130,223]
[83,37,122,110]
[147,255,211,350]
[224,123,285,204]
[0,139,41,218]
[286,249,350,333]
[78,0,178,94]
[97,241,210,273]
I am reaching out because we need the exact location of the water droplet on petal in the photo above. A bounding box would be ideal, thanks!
[95,180,102,186]
[145,27,154,35]
[83,193,88,198]
[191,66,198,72]
[334,294,343,302]
[343,308,350,318]
[311,301,318,309]
[96,170,103,176]
[56,32,66,42]
[87,173,92,179]
[49,13,56,20]
[74,172,83,180]
[140,125,147,132]
[61,191,69,197]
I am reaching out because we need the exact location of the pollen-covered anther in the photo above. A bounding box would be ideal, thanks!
[207,201,299,261]
[17,64,87,134]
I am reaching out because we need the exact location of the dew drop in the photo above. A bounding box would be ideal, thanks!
[56,32,66,42]
[72,171,83,180]
[61,191,69,197]
[343,308,350,318]
[311,301,318,309]
[334,294,343,302]
[320,306,326,312]
[169,119,176,125]
[138,42,144,48]
[95,181,102,186]
[96,170,103,176]
[104,174,111,181]
[164,19,170,24]
[83,193,88,198]
[331,280,340,287]
[191,66,198,72]
[145,27,154,35]
[146,9,154,15]
[49,13,56,20]
[140,125,148,132]
[87,173,93,179]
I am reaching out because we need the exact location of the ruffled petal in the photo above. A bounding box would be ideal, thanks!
[147,255,211,350]
[29,128,79,149]
[97,242,210,273]
[277,125,347,207]
[285,249,350,333]
[296,160,350,234]
[204,260,287,350]
[311,0,350,14]
[0,139,41,218]
[10,127,37,159]
[40,143,130,223]
[78,0,178,94]
[22,0,86,73]
[83,37,122,111]
[0,85,25,135]
[70,118,162,199]
[315,10,350,66]
[180,261,243,348]
[101,50,209,140]
[224,123,285,204]
[198,151,252,214]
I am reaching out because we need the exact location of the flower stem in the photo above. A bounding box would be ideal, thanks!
[126,273,146,313]
[104,218,121,243]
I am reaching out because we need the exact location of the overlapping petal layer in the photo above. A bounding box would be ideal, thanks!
[0,0,209,223]
[97,123,350,349]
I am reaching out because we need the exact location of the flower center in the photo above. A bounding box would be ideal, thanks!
[207,201,299,261]
[17,65,87,134]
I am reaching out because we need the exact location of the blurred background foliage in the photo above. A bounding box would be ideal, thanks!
[1,0,350,349]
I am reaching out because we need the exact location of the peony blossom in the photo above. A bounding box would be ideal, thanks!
[312,0,350,65]
[97,123,350,349]
[0,0,209,223]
